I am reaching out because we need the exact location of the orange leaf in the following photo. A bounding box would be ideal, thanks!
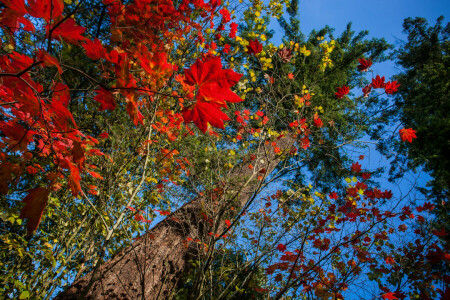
[19,187,50,234]
[88,170,104,180]
[68,163,81,197]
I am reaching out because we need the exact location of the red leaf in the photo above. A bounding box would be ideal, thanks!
[183,100,230,133]
[19,188,50,234]
[225,219,231,227]
[126,97,144,126]
[399,128,417,143]
[28,0,64,21]
[68,163,81,197]
[184,56,243,105]
[88,171,104,180]
[81,38,106,60]
[94,88,116,111]
[50,18,86,44]
[335,85,349,98]
[72,141,85,169]
[37,49,62,73]
[351,162,362,173]
[276,243,286,252]
[371,75,386,89]
[385,81,400,94]
[432,228,448,237]
[246,39,262,55]
[357,58,372,72]
[382,292,398,300]
[0,122,32,152]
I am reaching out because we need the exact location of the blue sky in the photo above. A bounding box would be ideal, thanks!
[298,0,449,44]
[272,0,449,78]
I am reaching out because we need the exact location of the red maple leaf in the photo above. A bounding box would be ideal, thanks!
[351,162,362,173]
[276,243,287,252]
[183,101,230,133]
[37,49,62,74]
[19,187,50,234]
[0,122,32,152]
[362,85,372,98]
[357,58,372,72]
[382,292,398,300]
[385,81,400,94]
[399,128,417,143]
[246,39,263,55]
[50,18,86,44]
[82,38,106,60]
[371,75,386,89]
[28,0,64,21]
[94,88,116,111]
[182,57,242,132]
[335,85,349,98]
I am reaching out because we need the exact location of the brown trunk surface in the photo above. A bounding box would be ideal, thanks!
[55,137,294,299]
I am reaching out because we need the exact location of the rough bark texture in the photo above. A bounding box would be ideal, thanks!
[55,137,294,299]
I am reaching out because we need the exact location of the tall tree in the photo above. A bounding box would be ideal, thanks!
[380,16,449,242]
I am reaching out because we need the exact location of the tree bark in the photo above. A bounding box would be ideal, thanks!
[54,137,294,299]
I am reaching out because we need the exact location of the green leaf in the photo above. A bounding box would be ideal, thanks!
[19,291,29,299]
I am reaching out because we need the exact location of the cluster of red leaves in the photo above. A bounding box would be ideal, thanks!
[0,0,234,234]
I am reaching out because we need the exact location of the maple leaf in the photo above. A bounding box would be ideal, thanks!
[82,38,106,60]
[50,18,86,44]
[0,122,32,152]
[351,162,362,173]
[37,49,62,74]
[362,85,372,98]
[0,162,15,194]
[28,0,64,21]
[357,58,372,72]
[126,94,144,126]
[182,57,242,132]
[94,88,116,111]
[19,187,50,235]
[371,75,386,89]
[276,243,287,252]
[278,48,293,63]
[68,163,81,197]
[246,39,263,55]
[385,81,400,94]
[183,100,230,133]
[382,292,398,300]
[52,82,70,107]
[399,128,417,143]
[72,141,85,169]
[335,85,349,98]
[88,171,104,180]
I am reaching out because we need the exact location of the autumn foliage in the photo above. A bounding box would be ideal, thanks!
[0,0,444,299]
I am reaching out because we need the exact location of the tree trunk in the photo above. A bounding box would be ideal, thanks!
[54,137,294,299]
